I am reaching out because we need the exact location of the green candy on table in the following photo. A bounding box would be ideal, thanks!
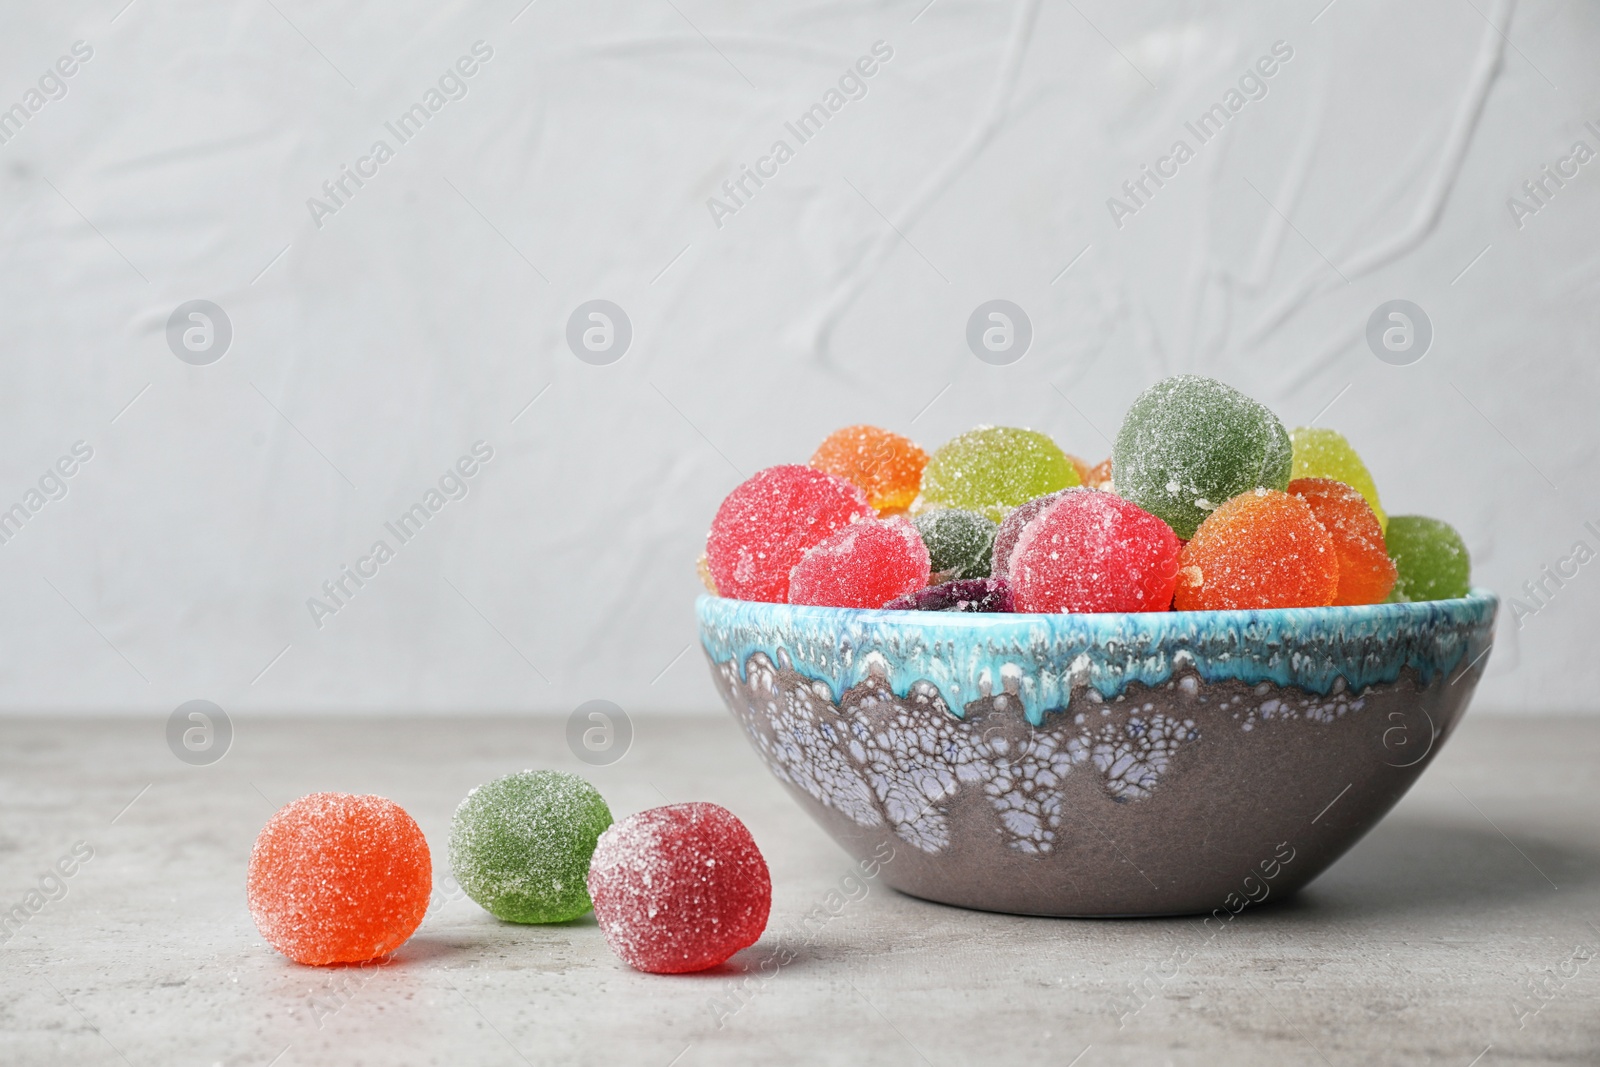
[1386,515,1471,602]
[450,770,613,924]
[920,427,1078,522]
[912,508,998,580]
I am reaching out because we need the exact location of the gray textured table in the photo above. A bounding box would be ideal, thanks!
[1,712,1596,1066]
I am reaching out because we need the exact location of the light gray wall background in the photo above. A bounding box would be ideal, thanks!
[1,0,1594,715]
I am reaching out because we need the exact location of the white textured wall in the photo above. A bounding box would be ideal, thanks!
[1,0,1595,715]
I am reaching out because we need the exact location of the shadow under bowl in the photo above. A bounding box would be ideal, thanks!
[697,590,1497,918]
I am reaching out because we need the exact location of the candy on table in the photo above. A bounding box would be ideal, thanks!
[1290,427,1386,530]
[1174,488,1339,610]
[919,426,1079,522]
[1065,453,1092,487]
[1085,457,1113,491]
[787,517,930,608]
[1113,375,1292,540]
[1010,490,1182,613]
[247,793,432,966]
[696,553,718,595]
[1385,515,1471,602]
[988,489,1071,580]
[884,577,1014,613]
[449,771,613,924]
[706,465,870,603]
[1288,478,1396,606]
[809,425,928,513]
[586,802,770,974]
[912,508,997,580]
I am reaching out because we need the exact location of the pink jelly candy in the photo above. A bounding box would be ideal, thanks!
[1010,489,1181,613]
[989,488,1072,580]
[706,465,870,603]
[586,803,771,975]
[787,517,931,609]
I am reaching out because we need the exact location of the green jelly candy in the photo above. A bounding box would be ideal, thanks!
[912,508,998,580]
[1112,375,1291,540]
[1386,516,1470,602]
[1291,427,1386,530]
[920,427,1078,521]
[450,770,613,924]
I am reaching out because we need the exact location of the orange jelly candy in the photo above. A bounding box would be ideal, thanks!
[1288,477,1396,605]
[809,425,927,513]
[1064,453,1092,487]
[1174,488,1338,610]
[247,793,432,966]
[1085,457,1113,490]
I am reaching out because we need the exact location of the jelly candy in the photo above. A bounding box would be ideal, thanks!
[1291,427,1386,530]
[706,465,869,602]
[912,508,997,580]
[1386,515,1470,601]
[1288,478,1396,606]
[787,518,930,608]
[1010,490,1181,613]
[696,553,717,595]
[1065,454,1092,487]
[809,425,928,513]
[1174,488,1338,610]
[1085,457,1113,491]
[587,803,770,974]
[247,793,432,966]
[1113,375,1292,539]
[920,426,1078,521]
[449,771,613,924]
[988,489,1071,580]
[884,577,1013,612]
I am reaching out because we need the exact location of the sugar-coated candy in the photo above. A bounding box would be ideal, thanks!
[885,577,1014,613]
[988,489,1071,580]
[449,771,613,924]
[1175,489,1338,610]
[809,425,928,513]
[920,426,1078,521]
[1291,427,1386,530]
[1288,478,1396,606]
[587,803,770,974]
[1065,454,1092,487]
[1085,457,1113,491]
[696,553,718,595]
[247,793,432,966]
[1010,490,1182,613]
[912,508,997,580]
[1386,515,1471,602]
[788,518,930,608]
[707,465,870,603]
[1114,375,1292,540]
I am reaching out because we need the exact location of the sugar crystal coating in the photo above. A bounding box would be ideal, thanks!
[1288,478,1396,606]
[884,577,1014,612]
[989,489,1071,580]
[587,803,770,974]
[912,508,997,580]
[920,426,1078,521]
[1010,490,1182,613]
[706,465,869,603]
[788,518,930,608]
[809,425,928,513]
[1291,427,1386,530]
[1113,375,1292,540]
[247,793,431,966]
[1386,515,1471,602]
[1174,488,1338,610]
[449,771,613,924]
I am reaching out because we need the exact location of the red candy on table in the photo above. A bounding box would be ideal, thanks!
[1174,488,1339,610]
[1009,489,1181,613]
[587,803,771,974]
[247,793,432,966]
[787,517,931,608]
[1288,477,1397,606]
[706,465,870,603]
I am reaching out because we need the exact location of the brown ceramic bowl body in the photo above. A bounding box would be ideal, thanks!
[697,591,1497,917]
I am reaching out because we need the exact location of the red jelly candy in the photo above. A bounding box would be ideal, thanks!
[1288,477,1396,605]
[989,489,1071,580]
[1010,489,1181,613]
[247,793,432,966]
[706,465,870,603]
[787,517,930,608]
[1175,488,1339,610]
[587,803,771,974]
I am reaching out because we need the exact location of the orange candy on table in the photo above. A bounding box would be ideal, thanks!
[1288,477,1397,606]
[1174,488,1339,611]
[809,425,927,514]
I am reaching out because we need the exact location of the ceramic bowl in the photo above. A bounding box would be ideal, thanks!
[697,590,1497,917]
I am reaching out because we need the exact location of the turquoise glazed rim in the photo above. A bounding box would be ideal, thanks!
[696,590,1498,726]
